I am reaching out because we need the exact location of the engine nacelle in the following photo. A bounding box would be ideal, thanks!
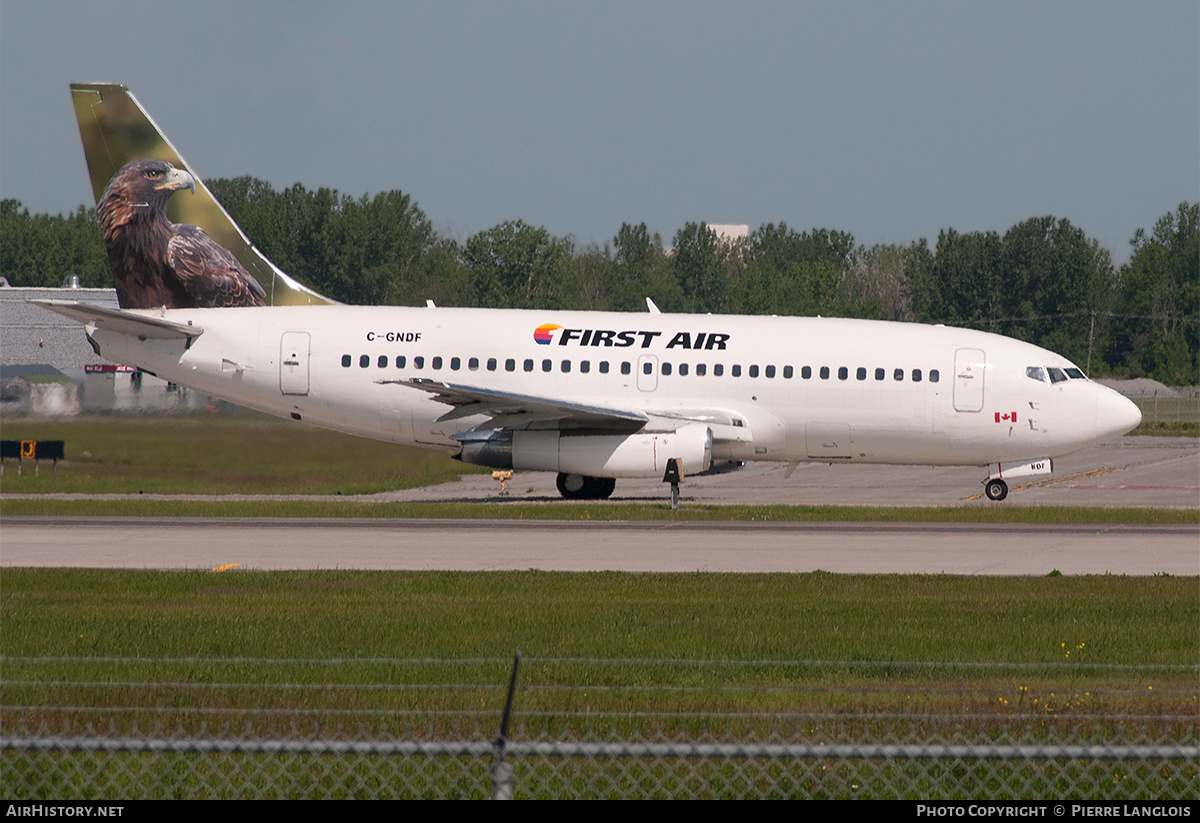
[457,423,713,478]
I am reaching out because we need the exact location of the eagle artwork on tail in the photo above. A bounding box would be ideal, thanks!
[97,158,266,309]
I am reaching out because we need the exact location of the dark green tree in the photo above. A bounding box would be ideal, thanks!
[1109,203,1199,382]
[464,220,576,309]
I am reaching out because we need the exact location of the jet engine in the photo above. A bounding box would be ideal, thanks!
[456,422,713,478]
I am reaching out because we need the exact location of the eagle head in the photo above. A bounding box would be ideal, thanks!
[98,159,195,238]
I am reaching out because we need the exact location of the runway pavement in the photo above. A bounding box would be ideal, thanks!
[2,517,1195,575]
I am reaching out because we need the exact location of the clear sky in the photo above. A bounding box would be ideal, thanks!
[2,1,1196,263]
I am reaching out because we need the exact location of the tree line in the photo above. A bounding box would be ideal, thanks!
[2,184,1195,384]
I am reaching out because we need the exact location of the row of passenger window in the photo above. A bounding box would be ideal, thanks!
[341,353,940,383]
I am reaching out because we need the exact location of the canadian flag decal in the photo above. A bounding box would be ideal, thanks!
[994,411,1018,423]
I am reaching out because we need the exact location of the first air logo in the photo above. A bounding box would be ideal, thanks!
[532,324,729,350]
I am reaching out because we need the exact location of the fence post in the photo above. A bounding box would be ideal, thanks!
[492,652,521,800]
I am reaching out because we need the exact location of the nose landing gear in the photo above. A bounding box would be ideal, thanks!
[984,478,1008,501]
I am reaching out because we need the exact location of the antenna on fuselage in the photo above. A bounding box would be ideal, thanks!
[645,297,660,314]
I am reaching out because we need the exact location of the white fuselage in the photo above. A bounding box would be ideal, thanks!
[85,305,1141,476]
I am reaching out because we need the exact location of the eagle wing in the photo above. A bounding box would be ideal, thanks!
[167,224,267,307]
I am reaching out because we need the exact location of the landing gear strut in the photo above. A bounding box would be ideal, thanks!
[984,478,1008,501]
[556,473,615,500]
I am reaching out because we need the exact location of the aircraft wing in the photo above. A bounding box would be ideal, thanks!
[377,378,757,447]
[377,378,650,430]
[30,300,203,340]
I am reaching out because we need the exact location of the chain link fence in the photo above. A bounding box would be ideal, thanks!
[3,656,1196,799]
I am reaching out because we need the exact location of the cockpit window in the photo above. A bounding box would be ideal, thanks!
[1065,368,1086,380]
[1047,367,1068,384]
[1026,366,1047,383]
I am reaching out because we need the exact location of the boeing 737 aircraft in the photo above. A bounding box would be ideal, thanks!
[36,84,1142,501]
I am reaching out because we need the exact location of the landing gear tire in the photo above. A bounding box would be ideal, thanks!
[556,473,615,500]
[984,478,1008,501]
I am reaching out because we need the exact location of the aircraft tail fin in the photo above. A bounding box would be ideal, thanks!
[71,83,334,307]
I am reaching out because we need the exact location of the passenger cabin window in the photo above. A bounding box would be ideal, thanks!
[542,359,552,372]
[748,365,758,378]
[580,360,590,374]
[732,365,742,377]
[524,359,534,372]
[894,368,903,381]
[912,368,922,382]
[783,366,793,379]
[679,363,688,376]
[621,362,631,375]
[342,355,352,367]
[561,360,571,373]
[432,357,443,370]
[714,364,724,377]
[487,358,497,371]
[802,366,812,379]
[838,367,848,380]
[875,367,884,380]
[396,355,406,368]
[505,359,516,372]
[414,356,425,369]
[697,363,707,376]
[662,362,672,376]
[930,369,940,383]
[600,361,610,374]
[820,367,829,380]
[856,367,866,381]
[450,357,460,370]
[359,355,370,368]
[765,365,775,378]
[468,357,479,370]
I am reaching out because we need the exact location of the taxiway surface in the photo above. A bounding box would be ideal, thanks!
[3,518,1195,575]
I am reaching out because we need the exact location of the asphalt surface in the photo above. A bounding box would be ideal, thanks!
[2,435,1196,574]
[2,517,1195,575]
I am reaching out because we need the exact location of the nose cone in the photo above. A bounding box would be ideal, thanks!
[1096,386,1142,439]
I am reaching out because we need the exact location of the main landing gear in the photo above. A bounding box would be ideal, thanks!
[983,478,1008,501]
[556,473,616,500]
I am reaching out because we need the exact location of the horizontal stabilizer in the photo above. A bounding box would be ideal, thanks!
[30,300,203,340]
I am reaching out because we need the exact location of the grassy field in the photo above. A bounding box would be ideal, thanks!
[3,497,1197,523]
[3,568,1196,722]
[0,413,488,494]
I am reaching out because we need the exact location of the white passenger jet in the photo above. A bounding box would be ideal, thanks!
[36,84,1141,501]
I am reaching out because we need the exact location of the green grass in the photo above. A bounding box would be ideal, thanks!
[4,571,1196,799]
[3,569,1196,710]
[0,413,488,494]
[2,498,1197,522]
